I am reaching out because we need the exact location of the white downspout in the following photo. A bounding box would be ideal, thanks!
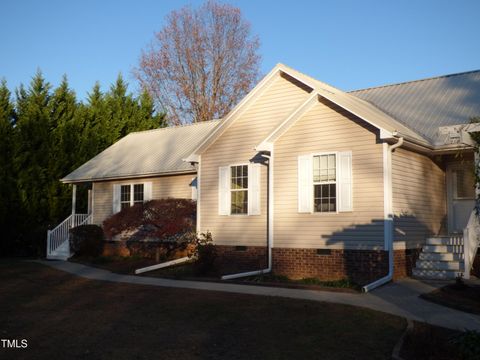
[362,137,404,292]
[222,150,273,280]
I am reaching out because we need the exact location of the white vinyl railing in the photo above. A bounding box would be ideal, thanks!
[47,213,92,258]
[463,209,480,280]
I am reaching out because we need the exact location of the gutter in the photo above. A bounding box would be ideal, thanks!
[362,137,404,292]
[222,149,273,280]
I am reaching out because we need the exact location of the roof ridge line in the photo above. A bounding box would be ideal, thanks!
[349,69,480,93]
[129,118,221,135]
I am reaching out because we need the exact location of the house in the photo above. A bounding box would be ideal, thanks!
[49,63,480,290]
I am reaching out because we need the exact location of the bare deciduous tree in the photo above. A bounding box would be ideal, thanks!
[134,1,261,125]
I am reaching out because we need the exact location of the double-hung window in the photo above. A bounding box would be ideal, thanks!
[113,182,152,213]
[298,151,352,213]
[313,154,337,212]
[218,164,260,216]
[231,165,248,214]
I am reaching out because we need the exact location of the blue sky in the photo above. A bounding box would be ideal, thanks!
[1,0,479,99]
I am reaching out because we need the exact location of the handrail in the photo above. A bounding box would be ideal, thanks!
[46,213,91,258]
[463,209,480,280]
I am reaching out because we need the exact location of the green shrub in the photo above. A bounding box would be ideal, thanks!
[191,232,217,276]
[453,330,480,360]
[69,224,104,257]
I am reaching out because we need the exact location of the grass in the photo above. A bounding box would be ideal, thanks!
[0,258,406,359]
[243,274,360,291]
[420,282,480,315]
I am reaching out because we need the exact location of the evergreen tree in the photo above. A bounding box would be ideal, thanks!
[14,71,52,253]
[48,75,79,223]
[0,80,16,255]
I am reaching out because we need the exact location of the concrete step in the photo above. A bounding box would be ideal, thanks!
[46,253,69,261]
[422,245,463,253]
[419,252,463,261]
[412,268,462,280]
[416,260,464,271]
[426,236,463,246]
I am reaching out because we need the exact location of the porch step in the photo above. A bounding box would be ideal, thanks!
[422,245,463,253]
[46,241,70,261]
[412,268,462,280]
[415,260,464,271]
[419,252,463,261]
[425,236,463,246]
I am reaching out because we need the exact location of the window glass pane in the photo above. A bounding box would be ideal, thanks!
[120,185,131,209]
[134,184,144,202]
[314,183,336,213]
[231,190,248,214]
[230,165,249,214]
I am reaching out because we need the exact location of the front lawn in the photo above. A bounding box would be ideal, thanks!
[0,259,405,359]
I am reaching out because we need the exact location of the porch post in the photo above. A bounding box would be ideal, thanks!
[71,184,77,229]
[87,189,92,215]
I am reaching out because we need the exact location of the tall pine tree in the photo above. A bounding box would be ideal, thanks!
[0,80,17,255]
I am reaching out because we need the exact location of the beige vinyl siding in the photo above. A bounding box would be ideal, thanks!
[274,99,385,250]
[392,148,446,248]
[92,173,195,224]
[200,75,311,246]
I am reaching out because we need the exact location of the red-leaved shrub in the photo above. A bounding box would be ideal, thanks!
[103,198,196,242]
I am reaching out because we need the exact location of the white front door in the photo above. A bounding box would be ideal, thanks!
[447,162,476,233]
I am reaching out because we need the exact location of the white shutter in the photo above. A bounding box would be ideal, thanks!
[144,182,153,201]
[112,184,121,214]
[248,163,261,215]
[218,166,230,215]
[298,154,313,213]
[338,151,353,212]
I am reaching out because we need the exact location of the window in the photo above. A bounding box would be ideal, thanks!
[313,154,336,212]
[133,184,144,203]
[231,165,248,214]
[120,183,144,209]
[120,185,131,210]
[454,169,475,199]
[298,152,351,214]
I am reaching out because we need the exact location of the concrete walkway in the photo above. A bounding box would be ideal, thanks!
[38,260,480,331]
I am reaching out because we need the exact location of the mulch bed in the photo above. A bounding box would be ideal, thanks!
[401,321,462,360]
[420,282,480,315]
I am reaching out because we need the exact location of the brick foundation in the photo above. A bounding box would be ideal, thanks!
[215,245,267,274]
[215,245,420,285]
[393,248,421,279]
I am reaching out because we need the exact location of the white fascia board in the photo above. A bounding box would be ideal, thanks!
[183,154,200,163]
[255,141,273,152]
[380,129,394,139]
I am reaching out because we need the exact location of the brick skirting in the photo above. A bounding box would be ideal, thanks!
[216,245,420,285]
[215,245,267,274]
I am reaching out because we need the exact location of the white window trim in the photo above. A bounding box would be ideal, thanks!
[312,151,339,214]
[114,181,152,214]
[229,163,250,216]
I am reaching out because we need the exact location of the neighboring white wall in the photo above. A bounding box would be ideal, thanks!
[92,173,195,224]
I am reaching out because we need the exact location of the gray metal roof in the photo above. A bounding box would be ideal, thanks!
[350,70,480,144]
[62,120,220,183]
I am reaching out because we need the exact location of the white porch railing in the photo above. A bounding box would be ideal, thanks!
[463,209,480,280]
[46,213,92,259]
